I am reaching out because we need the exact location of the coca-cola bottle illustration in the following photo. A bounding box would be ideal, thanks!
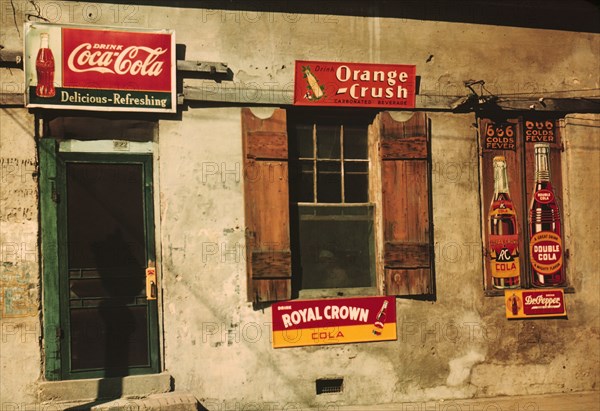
[35,33,55,98]
[372,300,388,336]
[529,143,564,287]
[489,156,520,288]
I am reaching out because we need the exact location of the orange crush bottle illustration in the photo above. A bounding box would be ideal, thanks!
[35,32,56,98]
[529,142,564,287]
[302,66,324,100]
[489,156,520,288]
[372,300,388,336]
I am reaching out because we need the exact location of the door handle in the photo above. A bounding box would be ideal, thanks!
[146,266,157,300]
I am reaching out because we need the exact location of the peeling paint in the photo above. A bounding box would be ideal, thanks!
[446,350,485,387]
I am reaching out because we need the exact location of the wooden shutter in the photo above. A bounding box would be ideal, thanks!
[241,108,292,303]
[378,112,433,296]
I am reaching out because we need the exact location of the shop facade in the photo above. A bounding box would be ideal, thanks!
[1,1,599,408]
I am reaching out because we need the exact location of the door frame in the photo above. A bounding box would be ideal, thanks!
[39,138,161,380]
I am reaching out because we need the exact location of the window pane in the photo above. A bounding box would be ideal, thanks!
[343,125,368,159]
[289,124,313,158]
[344,162,369,203]
[66,163,145,269]
[296,205,374,289]
[316,125,340,159]
[289,161,314,203]
[317,161,341,203]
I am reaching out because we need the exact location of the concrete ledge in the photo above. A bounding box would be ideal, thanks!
[303,390,600,411]
[38,372,172,402]
[43,391,200,411]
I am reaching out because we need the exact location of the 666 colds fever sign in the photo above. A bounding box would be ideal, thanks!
[24,22,176,112]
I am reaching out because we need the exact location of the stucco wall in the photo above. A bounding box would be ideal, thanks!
[157,109,599,408]
[0,109,41,405]
[0,1,598,408]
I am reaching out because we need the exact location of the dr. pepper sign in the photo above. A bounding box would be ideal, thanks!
[294,60,416,108]
[24,22,176,112]
[505,289,567,319]
[272,296,397,348]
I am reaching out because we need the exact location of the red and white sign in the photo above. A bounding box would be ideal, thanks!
[505,289,567,319]
[272,296,397,348]
[294,60,417,108]
[24,22,176,112]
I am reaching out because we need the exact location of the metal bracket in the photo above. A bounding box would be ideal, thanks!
[177,60,229,75]
[0,49,23,68]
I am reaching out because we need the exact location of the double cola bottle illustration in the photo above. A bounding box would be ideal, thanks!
[489,156,520,288]
[35,33,55,98]
[529,143,564,287]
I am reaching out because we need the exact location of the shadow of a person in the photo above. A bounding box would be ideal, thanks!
[93,229,143,400]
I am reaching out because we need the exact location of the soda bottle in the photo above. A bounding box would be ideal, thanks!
[529,143,564,287]
[372,300,388,336]
[35,33,55,98]
[511,295,519,315]
[302,67,324,100]
[489,156,520,288]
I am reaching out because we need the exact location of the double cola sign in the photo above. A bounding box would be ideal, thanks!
[25,23,176,112]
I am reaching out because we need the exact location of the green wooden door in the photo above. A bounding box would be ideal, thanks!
[40,140,160,380]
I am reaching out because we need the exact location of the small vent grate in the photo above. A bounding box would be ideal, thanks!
[316,378,344,395]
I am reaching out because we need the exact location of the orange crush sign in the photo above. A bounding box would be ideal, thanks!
[504,289,567,319]
[271,296,397,348]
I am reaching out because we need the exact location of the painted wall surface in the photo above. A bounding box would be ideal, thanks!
[0,1,598,407]
[0,109,41,405]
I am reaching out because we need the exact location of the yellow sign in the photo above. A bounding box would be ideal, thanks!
[272,296,397,348]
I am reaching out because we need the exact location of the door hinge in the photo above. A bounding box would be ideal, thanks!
[56,327,63,339]
[51,182,60,203]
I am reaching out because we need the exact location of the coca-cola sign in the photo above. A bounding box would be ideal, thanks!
[504,289,567,319]
[24,22,176,113]
[293,60,416,108]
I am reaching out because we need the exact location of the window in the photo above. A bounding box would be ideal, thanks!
[479,115,569,294]
[287,111,375,292]
[242,108,434,303]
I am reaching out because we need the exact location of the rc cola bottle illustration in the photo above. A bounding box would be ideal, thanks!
[35,32,55,98]
[372,300,388,336]
[529,143,564,287]
[489,156,520,288]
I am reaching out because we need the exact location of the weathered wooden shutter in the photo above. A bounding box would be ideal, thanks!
[378,112,433,296]
[241,108,292,303]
